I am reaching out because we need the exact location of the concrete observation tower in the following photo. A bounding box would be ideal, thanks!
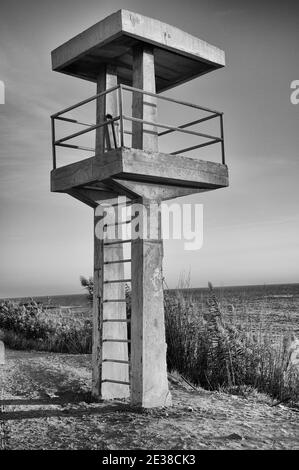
[50,10,228,408]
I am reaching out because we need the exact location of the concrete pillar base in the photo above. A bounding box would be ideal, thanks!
[131,201,172,408]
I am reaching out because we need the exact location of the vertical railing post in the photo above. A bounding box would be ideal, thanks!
[118,85,124,147]
[51,117,57,170]
[220,114,225,165]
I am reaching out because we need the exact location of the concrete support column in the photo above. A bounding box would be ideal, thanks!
[132,45,158,152]
[92,213,104,397]
[92,63,129,399]
[130,44,170,407]
[95,64,118,154]
[131,200,172,407]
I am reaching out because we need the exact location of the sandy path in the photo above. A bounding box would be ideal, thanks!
[0,349,298,450]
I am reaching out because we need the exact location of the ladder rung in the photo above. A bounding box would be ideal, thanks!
[101,379,130,385]
[103,299,126,303]
[82,185,108,191]
[103,339,131,343]
[102,359,130,364]
[104,239,132,246]
[103,318,131,322]
[109,201,135,208]
[104,279,131,284]
[105,220,131,227]
[104,259,131,265]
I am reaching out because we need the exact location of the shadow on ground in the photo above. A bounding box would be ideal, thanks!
[0,349,298,450]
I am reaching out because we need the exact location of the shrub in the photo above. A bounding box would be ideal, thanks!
[164,283,299,404]
[0,300,92,353]
[2,280,298,406]
[80,276,94,303]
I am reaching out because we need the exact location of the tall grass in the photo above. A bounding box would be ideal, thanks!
[0,300,92,353]
[1,283,298,404]
[164,282,299,404]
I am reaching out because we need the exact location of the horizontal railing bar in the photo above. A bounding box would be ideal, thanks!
[104,259,131,265]
[123,115,219,141]
[103,300,127,303]
[104,279,131,284]
[55,116,94,127]
[51,84,120,118]
[52,84,222,121]
[101,379,130,385]
[104,239,132,246]
[103,319,131,322]
[121,84,223,115]
[158,114,219,137]
[56,142,95,152]
[170,139,222,156]
[102,359,130,364]
[55,116,120,145]
[103,339,131,343]
[195,138,222,148]
[51,83,225,167]
[56,116,120,128]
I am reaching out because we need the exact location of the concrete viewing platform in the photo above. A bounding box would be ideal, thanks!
[51,148,228,203]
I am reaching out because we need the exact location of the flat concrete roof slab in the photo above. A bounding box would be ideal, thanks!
[51,10,225,92]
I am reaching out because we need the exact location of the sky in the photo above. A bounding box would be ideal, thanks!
[0,0,298,297]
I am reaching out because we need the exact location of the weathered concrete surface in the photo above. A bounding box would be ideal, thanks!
[131,201,172,407]
[132,45,158,152]
[96,64,119,154]
[111,180,199,201]
[51,148,228,195]
[51,10,225,92]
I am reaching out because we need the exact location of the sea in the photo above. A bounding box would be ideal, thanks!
[169,283,299,337]
[2,283,299,337]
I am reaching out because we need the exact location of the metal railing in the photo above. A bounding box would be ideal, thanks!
[51,84,225,170]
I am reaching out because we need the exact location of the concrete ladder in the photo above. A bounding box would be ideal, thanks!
[94,200,133,399]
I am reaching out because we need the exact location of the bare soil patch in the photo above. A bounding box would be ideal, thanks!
[0,349,298,450]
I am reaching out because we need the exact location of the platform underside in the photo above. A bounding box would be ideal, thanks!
[51,10,225,92]
[50,148,228,205]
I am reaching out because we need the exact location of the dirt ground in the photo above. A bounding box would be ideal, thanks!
[0,349,298,450]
